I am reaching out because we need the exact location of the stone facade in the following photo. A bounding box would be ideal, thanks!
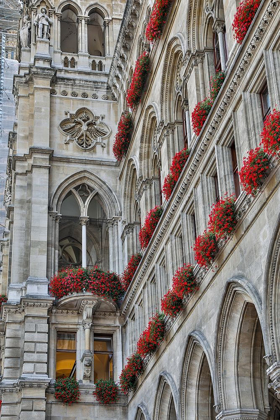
[1,0,280,419]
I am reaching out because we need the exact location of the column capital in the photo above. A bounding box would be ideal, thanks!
[182,98,189,111]
[213,19,225,34]
[80,216,89,226]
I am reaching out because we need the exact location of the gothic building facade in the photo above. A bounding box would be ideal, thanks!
[1,0,280,419]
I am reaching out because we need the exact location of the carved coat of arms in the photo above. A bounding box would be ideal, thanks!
[59,108,111,150]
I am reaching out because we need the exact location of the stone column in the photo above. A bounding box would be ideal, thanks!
[80,216,89,269]
[47,211,57,280]
[104,19,110,56]
[81,304,94,383]
[55,13,62,50]
[214,21,227,71]
[78,16,83,53]
[197,55,206,99]
[54,214,62,273]
[81,17,87,53]
[108,217,121,273]
[183,99,192,146]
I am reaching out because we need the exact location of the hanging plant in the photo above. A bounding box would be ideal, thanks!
[162,173,177,201]
[161,290,183,318]
[126,51,150,109]
[119,353,144,394]
[54,377,80,405]
[145,0,173,42]
[232,0,261,44]
[122,254,142,291]
[0,295,7,308]
[170,147,190,181]
[210,71,225,101]
[137,313,165,358]
[139,205,163,249]
[191,98,213,136]
[239,147,270,196]
[172,264,197,299]
[49,267,124,302]
[260,109,280,157]
[208,195,238,239]
[193,231,218,268]
[113,112,133,161]
[93,379,119,404]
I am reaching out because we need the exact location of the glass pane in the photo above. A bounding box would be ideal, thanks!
[94,353,113,382]
[56,351,76,379]
[94,337,112,352]
[57,332,76,350]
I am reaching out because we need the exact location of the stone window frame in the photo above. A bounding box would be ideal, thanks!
[181,198,198,265]
[51,326,79,381]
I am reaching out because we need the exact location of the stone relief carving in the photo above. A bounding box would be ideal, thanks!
[59,108,111,150]
[34,7,52,39]
[83,356,92,380]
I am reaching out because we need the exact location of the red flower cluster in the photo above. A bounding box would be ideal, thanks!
[232,0,261,44]
[119,353,144,394]
[210,71,225,101]
[191,98,213,136]
[0,295,7,308]
[172,264,197,299]
[208,195,237,239]
[260,109,280,157]
[193,231,218,268]
[145,0,173,42]
[126,51,150,109]
[170,148,190,181]
[93,379,118,404]
[239,147,270,196]
[113,112,133,161]
[139,205,163,249]
[54,377,80,405]
[137,313,165,358]
[49,267,124,302]
[161,290,183,318]
[122,253,142,291]
[163,173,176,201]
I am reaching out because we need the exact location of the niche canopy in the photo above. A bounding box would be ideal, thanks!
[59,107,111,150]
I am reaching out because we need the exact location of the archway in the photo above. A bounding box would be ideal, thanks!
[61,5,78,53]
[153,373,178,420]
[88,9,105,56]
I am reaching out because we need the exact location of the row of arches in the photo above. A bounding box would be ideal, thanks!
[135,273,280,420]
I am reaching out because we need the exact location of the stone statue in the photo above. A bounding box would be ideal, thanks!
[34,8,52,39]
[83,356,92,380]
[20,15,31,48]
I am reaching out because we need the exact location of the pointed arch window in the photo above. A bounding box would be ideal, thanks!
[88,9,105,56]
[61,5,78,54]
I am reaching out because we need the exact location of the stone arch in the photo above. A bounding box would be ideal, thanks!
[87,7,106,56]
[139,105,160,179]
[160,37,184,122]
[179,330,217,419]
[264,215,280,361]
[186,0,205,52]
[215,278,269,415]
[50,171,121,219]
[122,157,140,224]
[57,0,82,16]
[84,2,109,18]
[153,371,179,420]
[134,403,151,420]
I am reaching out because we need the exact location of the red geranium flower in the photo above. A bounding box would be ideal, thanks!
[139,206,163,249]
[208,195,237,239]
[162,173,176,201]
[193,231,218,268]
[260,109,280,157]
[113,112,133,161]
[93,379,118,404]
[54,377,80,405]
[126,51,150,109]
[161,290,183,318]
[191,98,213,136]
[137,313,165,357]
[122,254,142,290]
[232,0,261,44]
[239,147,270,196]
[170,147,190,181]
[172,264,197,299]
[145,0,173,42]
[119,353,144,394]
[210,71,225,101]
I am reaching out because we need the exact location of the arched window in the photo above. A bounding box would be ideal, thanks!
[61,5,78,54]
[63,56,69,67]
[88,9,105,56]
[92,60,96,70]
[70,57,75,68]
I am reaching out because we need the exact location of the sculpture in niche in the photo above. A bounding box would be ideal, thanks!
[59,108,111,150]
[20,15,31,48]
[83,357,92,380]
[34,7,52,39]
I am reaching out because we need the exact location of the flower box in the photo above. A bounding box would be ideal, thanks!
[139,205,163,249]
[208,195,237,239]
[137,313,165,358]
[191,98,213,136]
[239,147,270,196]
[54,377,80,405]
[172,264,197,299]
[161,290,183,318]
[145,0,173,42]
[260,109,280,157]
[170,147,190,181]
[0,295,7,308]
[122,253,142,290]
[113,112,133,161]
[163,173,176,201]
[126,51,150,109]
[210,71,225,101]
[232,0,261,44]
[119,353,144,394]
[193,231,218,268]
[93,379,118,404]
